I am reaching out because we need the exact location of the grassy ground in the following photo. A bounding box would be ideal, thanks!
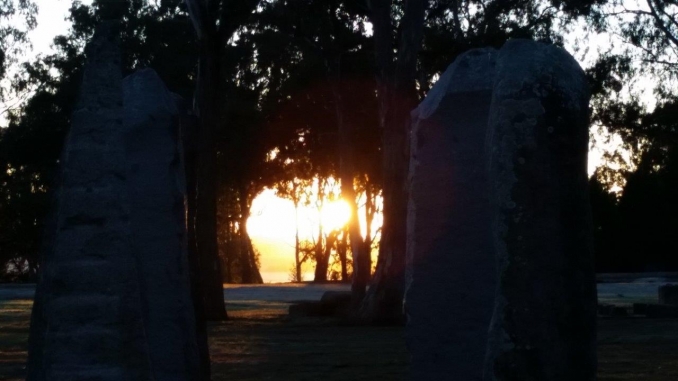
[2,299,678,380]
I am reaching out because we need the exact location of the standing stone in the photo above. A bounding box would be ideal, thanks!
[123,68,201,380]
[27,27,203,381]
[405,48,498,380]
[483,39,596,381]
[26,22,151,380]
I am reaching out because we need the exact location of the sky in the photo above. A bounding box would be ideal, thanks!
[29,1,87,58]
[19,0,643,282]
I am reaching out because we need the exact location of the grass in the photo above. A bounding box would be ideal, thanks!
[1,300,678,380]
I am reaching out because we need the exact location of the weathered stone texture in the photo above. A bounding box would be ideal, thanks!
[27,27,201,381]
[483,39,596,381]
[123,68,200,380]
[405,48,498,380]
[26,21,150,381]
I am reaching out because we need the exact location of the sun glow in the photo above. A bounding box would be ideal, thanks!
[246,184,383,283]
[320,200,351,232]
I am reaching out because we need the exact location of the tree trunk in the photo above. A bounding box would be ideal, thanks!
[333,92,368,305]
[324,232,338,280]
[313,180,329,282]
[294,197,302,282]
[185,0,262,323]
[345,180,367,305]
[363,185,374,270]
[181,112,213,381]
[194,35,227,320]
[246,234,263,283]
[313,223,328,281]
[338,229,349,282]
[223,223,232,283]
[239,186,263,284]
[360,0,426,323]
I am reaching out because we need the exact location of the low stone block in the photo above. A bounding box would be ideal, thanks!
[633,303,649,316]
[646,303,678,318]
[288,301,336,318]
[659,284,678,305]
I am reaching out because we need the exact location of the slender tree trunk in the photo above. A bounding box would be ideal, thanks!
[323,232,338,280]
[182,112,212,380]
[314,231,328,281]
[245,233,263,283]
[294,196,302,282]
[185,0,262,322]
[224,235,232,284]
[239,223,253,284]
[313,200,326,281]
[313,180,328,281]
[338,229,349,282]
[195,34,227,320]
[238,186,263,284]
[344,178,368,305]
[364,186,374,271]
[360,0,426,323]
[332,91,368,305]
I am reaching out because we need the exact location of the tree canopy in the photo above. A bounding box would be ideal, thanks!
[3,0,678,283]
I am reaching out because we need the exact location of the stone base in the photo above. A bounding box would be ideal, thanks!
[659,285,678,305]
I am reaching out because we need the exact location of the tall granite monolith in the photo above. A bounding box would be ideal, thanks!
[405,48,498,380]
[26,26,203,381]
[123,68,201,380]
[26,22,151,380]
[483,39,596,380]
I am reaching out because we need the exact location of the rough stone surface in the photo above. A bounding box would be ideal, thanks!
[483,39,596,381]
[26,27,201,381]
[405,48,498,380]
[26,21,151,381]
[123,68,201,380]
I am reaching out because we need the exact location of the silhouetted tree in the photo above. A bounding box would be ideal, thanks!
[357,0,426,321]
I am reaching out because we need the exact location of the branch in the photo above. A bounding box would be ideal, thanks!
[367,0,395,84]
[646,0,678,49]
[394,0,426,93]
[184,0,207,38]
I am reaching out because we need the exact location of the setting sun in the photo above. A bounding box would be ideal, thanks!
[321,200,351,232]
[246,184,382,283]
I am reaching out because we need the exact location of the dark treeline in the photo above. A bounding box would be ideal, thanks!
[2,0,678,289]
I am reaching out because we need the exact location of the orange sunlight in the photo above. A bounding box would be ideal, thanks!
[247,186,382,283]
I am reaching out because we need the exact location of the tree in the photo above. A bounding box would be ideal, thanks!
[359,0,426,322]
[275,178,309,282]
[0,0,38,280]
[0,0,37,88]
[591,0,678,87]
[589,174,622,272]
[243,0,380,286]
[184,0,263,318]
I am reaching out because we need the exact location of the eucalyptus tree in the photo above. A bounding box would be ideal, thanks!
[241,0,380,286]
[184,0,262,317]
[0,0,37,87]
[0,0,37,279]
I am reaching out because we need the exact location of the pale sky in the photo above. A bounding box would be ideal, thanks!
[30,0,89,58]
